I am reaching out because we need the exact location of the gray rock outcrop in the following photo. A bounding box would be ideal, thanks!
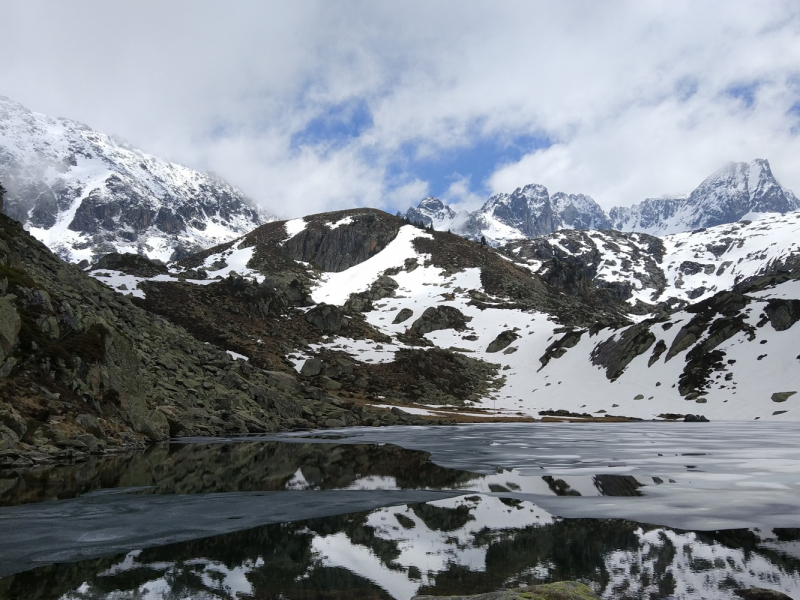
[410,306,472,335]
[486,330,520,353]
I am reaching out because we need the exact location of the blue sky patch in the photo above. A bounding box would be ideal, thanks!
[789,100,800,134]
[386,132,552,205]
[292,98,373,149]
[675,77,698,102]
[725,82,760,108]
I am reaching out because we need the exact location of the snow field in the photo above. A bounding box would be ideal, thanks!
[305,232,800,420]
[312,225,433,305]
[659,211,800,304]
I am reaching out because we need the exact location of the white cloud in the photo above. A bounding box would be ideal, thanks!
[441,176,486,213]
[2,1,800,215]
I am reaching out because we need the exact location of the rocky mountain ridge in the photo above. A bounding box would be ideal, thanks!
[0,186,431,466]
[0,96,274,265]
[407,159,799,244]
[88,203,800,423]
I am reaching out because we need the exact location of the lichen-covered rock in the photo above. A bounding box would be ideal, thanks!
[0,294,20,363]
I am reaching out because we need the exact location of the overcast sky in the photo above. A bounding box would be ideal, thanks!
[3,1,800,218]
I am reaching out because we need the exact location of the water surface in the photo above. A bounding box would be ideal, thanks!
[1,422,799,599]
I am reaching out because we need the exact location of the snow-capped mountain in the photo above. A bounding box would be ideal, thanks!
[407,184,611,245]
[405,196,465,230]
[611,159,800,234]
[93,206,800,422]
[0,96,274,263]
[407,159,799,244]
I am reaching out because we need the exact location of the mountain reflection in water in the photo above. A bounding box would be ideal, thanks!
[2,495,800,600]
[0,441,654,509]
[2,423,800,599]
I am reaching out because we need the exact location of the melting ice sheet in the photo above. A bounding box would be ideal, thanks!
[2,422,800,600]
[266,421,800,531]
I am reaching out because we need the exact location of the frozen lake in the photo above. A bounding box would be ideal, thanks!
[1,422,799,599]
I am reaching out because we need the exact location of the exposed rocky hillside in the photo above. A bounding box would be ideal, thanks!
[0,190,433,466]
[407,159,799,244]
[97,209,627,411]
[87,203,800,422]
[0,96,274,264]
[508,212,800,310]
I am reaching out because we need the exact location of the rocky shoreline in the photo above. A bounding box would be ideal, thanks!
[0,203,442,468]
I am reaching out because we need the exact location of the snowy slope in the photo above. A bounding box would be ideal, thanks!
[509,211,800,308]
[0,96,274,263]
[302,213,800,421]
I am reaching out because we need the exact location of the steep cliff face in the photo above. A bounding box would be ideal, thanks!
[0,96,274,264]
[281,210,401,272]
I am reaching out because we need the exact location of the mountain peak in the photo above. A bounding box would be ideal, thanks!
[406,160,799,243]
[0,96,275,263]
[408,182,609,244]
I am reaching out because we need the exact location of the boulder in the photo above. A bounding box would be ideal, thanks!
[300,357,324,377]
[765,298,800,331]
[684,414,709,422]
[486,330,520,353]
[305,304,346,333]
[393,308,414,324]
[410,306,472,335]
[771,391,796,403]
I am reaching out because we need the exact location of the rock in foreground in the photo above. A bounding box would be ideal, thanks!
[412,581,600,600]
[734,587,795,599]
